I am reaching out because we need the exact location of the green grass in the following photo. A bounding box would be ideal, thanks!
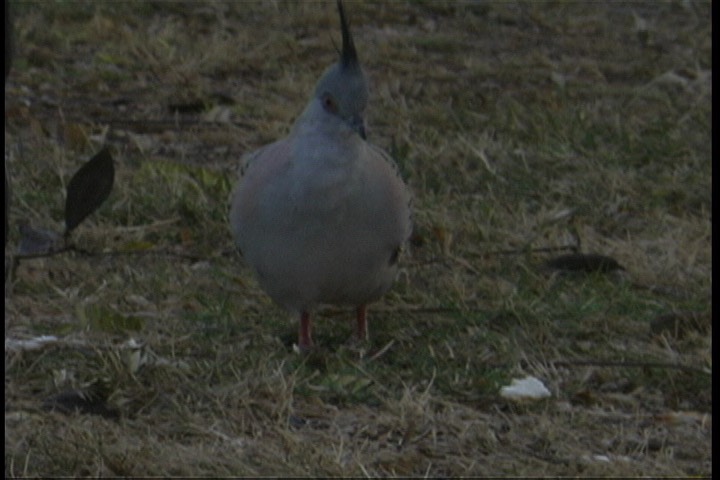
[5,0,711,477]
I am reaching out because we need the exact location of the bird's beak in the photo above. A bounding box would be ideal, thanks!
[350,115,366,140]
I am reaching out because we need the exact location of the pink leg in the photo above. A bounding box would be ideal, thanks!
[356,305,368,342]
[299,311,313,350]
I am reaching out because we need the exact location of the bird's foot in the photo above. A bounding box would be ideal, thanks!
[294,310,315,354]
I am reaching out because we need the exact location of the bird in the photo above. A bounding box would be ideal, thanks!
[229,0,412,351]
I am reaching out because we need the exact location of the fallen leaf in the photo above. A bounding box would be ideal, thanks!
[65,147,115,234]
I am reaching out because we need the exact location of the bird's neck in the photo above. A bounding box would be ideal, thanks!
[292,99,356,140]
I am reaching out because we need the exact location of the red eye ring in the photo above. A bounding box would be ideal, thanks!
[322,93,338,114]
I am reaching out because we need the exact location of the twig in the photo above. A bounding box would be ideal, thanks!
[629,282,692,300]
[408,245,578,269]
[9,244,206,263]
[481,245,578,257]
[531,359,710,376]
[457,134,500,179]
[367,340,395,363]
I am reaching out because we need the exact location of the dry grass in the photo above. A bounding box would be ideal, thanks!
[5,1,711,477]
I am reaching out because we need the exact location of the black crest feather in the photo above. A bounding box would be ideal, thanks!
[337,0,358,68]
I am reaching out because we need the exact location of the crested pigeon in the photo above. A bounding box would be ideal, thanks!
[229,0,412,350]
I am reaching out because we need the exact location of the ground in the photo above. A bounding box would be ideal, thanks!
[4,1,711,477]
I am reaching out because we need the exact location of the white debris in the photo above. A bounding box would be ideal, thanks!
[5,335,59,352]
[499,375,551,401]
[581,453,633,464]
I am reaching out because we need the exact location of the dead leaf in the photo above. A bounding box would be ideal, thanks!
[65,147,115,234]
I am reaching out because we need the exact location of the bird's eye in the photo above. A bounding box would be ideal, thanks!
[321,93,338,114]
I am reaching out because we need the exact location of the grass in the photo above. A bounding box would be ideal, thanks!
[5,0,711,477]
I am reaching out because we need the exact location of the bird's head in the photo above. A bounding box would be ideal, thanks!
[312,0,369,139]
